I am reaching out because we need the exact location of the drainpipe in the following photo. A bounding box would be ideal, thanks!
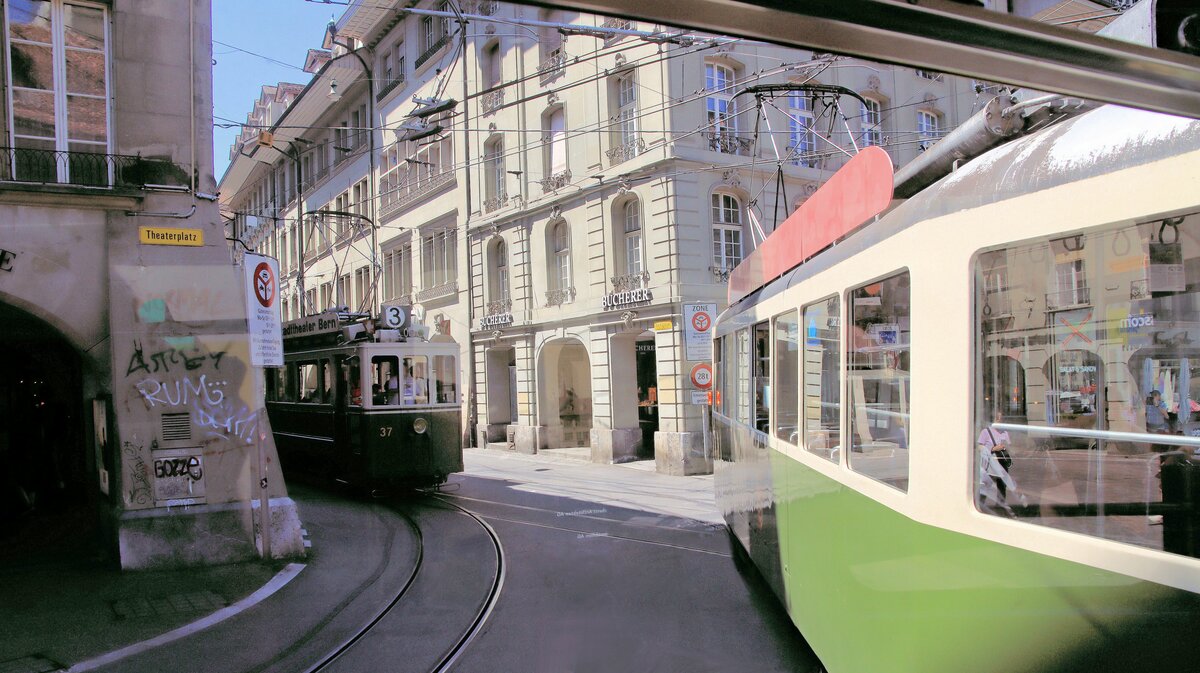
[456,8,479,448]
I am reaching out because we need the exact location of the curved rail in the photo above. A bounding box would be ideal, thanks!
[428,496,507,673]
[303,510,425,673]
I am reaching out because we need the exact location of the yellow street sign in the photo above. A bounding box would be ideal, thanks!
[139,227,204,246]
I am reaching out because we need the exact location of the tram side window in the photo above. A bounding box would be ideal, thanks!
[433,355,457,403]
[973,212,1200,560]
[404,356,429,404]
[322,360,334,403]
[736,328,751,426]
[298,362,321,403]
[753,321,770,434]
[774,311,799,445]
[277,366,294,402]
[848,272,911,491]
[714,335,725,416]
[372,356,399,405]
[804,296,841,462]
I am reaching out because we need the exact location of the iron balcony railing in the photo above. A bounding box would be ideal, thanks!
[480,89,504,115]
[0,147,174,189]
[486,298,512,315]
[611,271,649,293]
[545,286,576,307]
[376,75,406,101]
[417,280,457,302]
[539,169,571,193]
[483,191,508,214]
[605,138,645,166]
[601,17,631,44]
[538,48,567,85]
[705,132,754,155]
[379,170,455,219]
[415,33,450,70]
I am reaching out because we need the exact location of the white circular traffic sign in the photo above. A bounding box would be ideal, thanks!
[691,363,713,389]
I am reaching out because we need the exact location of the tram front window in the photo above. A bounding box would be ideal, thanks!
[974,211,1200,559]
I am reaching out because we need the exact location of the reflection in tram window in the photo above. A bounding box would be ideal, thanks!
[773,310,799,446]
[753,321,770,434]
[298,362,321,403]
[403,356,429,404]
[735,328,751,426]
[803,296,840,462]
[321,361,334,403]
[974,212,1200,559]
[277,366,293,403]
[848,272,910,491]
[432,355,457,403]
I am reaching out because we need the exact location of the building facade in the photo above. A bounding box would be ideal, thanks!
[222,0,986,474]
[0,0,304,569]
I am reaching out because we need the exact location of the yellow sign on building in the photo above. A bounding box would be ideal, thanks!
[139,227,204,246]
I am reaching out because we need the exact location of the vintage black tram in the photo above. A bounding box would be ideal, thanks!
[265,311,463,488]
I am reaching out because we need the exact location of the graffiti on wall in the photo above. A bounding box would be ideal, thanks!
[123,440,153,506]
[134,371,259,445]
[151,449,206,503]
[126,340,226,377]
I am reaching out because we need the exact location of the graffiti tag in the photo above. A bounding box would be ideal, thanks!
[122,441,152,506]
[154,456,203,481]
[126,340,226,377]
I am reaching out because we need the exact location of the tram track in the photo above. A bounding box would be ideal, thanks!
[302,496,505,673]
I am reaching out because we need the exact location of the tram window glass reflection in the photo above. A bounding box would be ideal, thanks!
[371,355,399,405]
[773,311,799,445]
[973,212,1200,559]
[403,356,429,404]
[753,321,770,433]
[735,328,751,425]
[713,335,725,416]
[848,272,911,491]
[321,360,334,403]
[298,362,321,403]
[804,296,841,462]
[433,355,457,403]
[277,366,294,402]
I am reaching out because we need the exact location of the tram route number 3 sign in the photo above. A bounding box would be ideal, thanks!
[684,303,716,361]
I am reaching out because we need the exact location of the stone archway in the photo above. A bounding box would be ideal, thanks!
[538,339,592,449]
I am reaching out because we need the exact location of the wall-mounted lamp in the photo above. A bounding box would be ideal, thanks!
[329,78,341,101]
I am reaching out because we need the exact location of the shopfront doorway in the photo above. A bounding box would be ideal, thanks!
[636,338,658,459]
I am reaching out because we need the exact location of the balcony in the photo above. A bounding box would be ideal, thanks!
[605,138,645,166]
[601,17,631,44]
[538,48,566,85]
[0,147,173,190]
[710,265,734,282]
[486,298,512,315]
[705,132,753,156]
[417,280,458,303]
[483,191,508,214]
[480,89,504,115]
[545,286,576,307]
[415,33,450,70]
[539,169,571,193]
[379,170,455,219]
[376,75,406,101]
[1046,286,1091,311]
[611,271,649,293]
[475,0,499,16]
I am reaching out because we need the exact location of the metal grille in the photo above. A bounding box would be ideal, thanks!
[161,413,191,441]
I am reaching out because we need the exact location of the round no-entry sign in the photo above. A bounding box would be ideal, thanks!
[691,310,712,333]
[690,362,713,389]
[253,261,275,308]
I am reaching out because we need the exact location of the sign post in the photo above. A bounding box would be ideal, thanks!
[683,303,716,362]
[244,254,283,559]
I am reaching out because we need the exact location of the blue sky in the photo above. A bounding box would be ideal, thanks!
[212,0,339,180]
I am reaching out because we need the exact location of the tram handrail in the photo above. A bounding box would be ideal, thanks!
[994,422,1200,449]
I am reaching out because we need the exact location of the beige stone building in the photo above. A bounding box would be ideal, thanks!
[222,0,986,474]
[1,0,303,569]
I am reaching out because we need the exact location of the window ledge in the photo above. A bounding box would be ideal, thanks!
[0,182,142,210]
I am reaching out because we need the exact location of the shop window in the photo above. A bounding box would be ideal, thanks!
[973,212,1200,559]
[848,272,911,491]
[804,296,841,462]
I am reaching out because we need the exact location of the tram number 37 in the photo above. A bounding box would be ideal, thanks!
[380,426,393,437]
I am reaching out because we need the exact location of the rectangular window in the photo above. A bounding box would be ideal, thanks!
[917,110,940,149]
[735,327,751,426]
[789,93,817,167]
[774,312,800,444]
[862,99,882,147]
[803,296,841,462]
[6,0,111,185]
[848,272,910,490]
[753,321,770,433]
[354,267,369,311]
[371,355,398,406]
[974,212,1200,560]
[433,354,457,403]
[403,355,429,404]
[297,361,321,403]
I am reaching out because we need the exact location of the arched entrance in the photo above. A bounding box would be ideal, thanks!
[0,301,100,563]
[538,340,592,449]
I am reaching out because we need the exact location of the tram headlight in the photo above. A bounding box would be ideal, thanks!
[413,417,428,434]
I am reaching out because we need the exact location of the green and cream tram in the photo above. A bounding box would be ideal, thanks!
[265,312,463,488]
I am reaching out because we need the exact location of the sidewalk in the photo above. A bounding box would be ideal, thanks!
[0,486,419,673]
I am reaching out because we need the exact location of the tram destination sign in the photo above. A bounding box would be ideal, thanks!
[282,312,340,339]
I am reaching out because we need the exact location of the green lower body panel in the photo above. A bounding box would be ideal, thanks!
[764,449,1199,673]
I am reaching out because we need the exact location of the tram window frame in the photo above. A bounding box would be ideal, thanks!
[277,366,294,402]
[432,354,457,404]
[846,271,911,492]
[321,360,334,404]
[714,335,725,416]
[753,321,771,434]
[297,361,322,404]
[803,295,841,462]
[972,212,1200,560]
[773,310,800,446]
[735,327,751,426]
